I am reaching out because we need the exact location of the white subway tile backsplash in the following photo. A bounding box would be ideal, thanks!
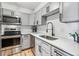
[21,26,32,34]
[37,13,79,40]
[37,25,46,34]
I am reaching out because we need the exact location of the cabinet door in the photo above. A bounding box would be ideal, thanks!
[41,48,50,56]
[35,12,38,25]
[29,14,35,25]
[38,10,42,25]
[30,35,35,47]
[21,13,29,25]
[2,8,14,16]
[35,38,42,56]
[35,44,42,56]
[35,38,51,56]
[22,35,30,49]
[41,7,46,16]
[51,46,55,56]
[35,10,44,25]
[0,3,2,21]
[60,2,79,22]
[41,3,50,15]
[50,2,59,12]
[14,11,21,17]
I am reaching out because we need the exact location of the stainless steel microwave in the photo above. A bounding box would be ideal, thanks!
[2,15,21,24]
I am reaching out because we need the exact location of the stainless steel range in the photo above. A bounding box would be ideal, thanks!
[0,24,22,56]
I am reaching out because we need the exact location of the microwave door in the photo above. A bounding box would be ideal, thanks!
[3,15,21,24]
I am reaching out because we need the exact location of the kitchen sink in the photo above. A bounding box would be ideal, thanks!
[40,35,58,40]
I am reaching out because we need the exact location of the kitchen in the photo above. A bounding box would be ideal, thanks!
[0,2,79,56]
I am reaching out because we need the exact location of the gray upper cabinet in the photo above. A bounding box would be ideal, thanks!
[29,13,35,25]
[49,2,59,12]
[37,10,42,25]
[41,6,47,16]
[60,2,79,23]
[35,11,38,25]
[21,13,29,25]
[34,9,46,25]
[14,11,21,17]
[2,8,14,16]
[41,3,50,15]
[0,3,2,21]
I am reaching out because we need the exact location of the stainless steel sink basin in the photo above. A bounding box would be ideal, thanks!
[40,35,58,40]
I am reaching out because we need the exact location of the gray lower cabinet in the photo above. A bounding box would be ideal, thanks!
[21,34,31,50]
[35,38,42,56]
[41,48,50,56]
[53,47,73,56]
[41,41,51,56]
[21,13,29,25]
[35,37,51,56]
[30,35,35,48]
[35,37,72,56]
[51,46,55,56]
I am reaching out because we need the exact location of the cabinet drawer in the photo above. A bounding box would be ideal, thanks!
[41,41,51,53]
[41,48,50,56]
[35,38,42,45]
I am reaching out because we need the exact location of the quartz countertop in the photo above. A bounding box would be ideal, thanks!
[30,33,79,56]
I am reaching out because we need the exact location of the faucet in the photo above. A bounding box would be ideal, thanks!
[46,22,54,36]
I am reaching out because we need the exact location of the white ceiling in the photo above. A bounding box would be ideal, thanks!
[5,2,41,10]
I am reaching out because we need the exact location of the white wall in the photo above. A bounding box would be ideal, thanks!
[37,13,79,40]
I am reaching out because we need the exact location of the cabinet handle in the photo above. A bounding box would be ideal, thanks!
[39,46,41,53]
[59,2,63,22]
[11,11,14,16]
[46,6,50,13]
[54,50,63,56]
